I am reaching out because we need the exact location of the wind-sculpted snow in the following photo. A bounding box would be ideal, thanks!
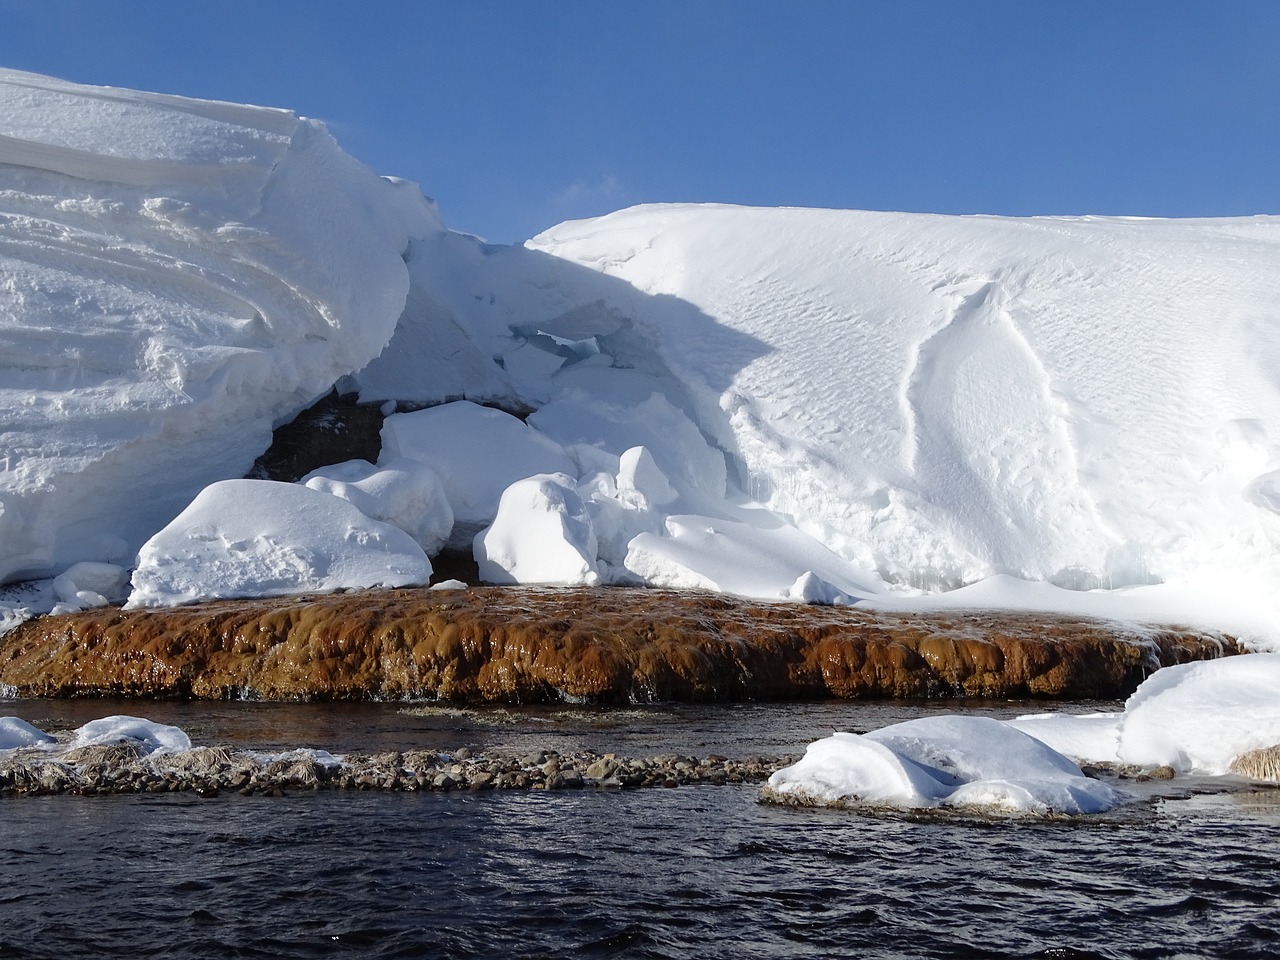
[522,206,1280,639]
[0,69,415,583]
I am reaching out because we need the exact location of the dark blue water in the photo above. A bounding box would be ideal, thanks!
[3,701,1280,959]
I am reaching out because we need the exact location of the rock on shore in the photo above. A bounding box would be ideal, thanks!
[0,587,1239,702]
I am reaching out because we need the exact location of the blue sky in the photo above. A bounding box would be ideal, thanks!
[2,1,1277,243]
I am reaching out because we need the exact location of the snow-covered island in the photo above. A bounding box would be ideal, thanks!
[2,68,1278,652]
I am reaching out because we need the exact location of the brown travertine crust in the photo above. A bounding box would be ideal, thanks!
[0,587,1240,702]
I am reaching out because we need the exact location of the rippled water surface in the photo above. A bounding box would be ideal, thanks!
[3,700,1280,959]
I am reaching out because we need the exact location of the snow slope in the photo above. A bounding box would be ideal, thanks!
[525,207,1280,586]
[513,206,1280,639]
[0,68,416,582]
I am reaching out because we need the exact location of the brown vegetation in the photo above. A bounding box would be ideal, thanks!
[0,587,1240,702]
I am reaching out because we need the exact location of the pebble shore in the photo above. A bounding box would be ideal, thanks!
[0,743,796,798]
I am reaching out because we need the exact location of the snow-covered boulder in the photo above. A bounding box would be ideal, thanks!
[1117,656,1280,774]
[0,716,56,750]
[70,715,191,754]
[616,446,679,509]
[302,457,453,556]
[765,716,1123,815]
[380,401,576,546]
[474,473,600,586]
[125,479,431,607]
[783,571,860,606]
[0,68,419,584]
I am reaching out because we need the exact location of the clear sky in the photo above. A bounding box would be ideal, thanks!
[2,0,1277,243]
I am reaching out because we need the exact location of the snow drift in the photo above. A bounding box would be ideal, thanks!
[3,69,1280,642]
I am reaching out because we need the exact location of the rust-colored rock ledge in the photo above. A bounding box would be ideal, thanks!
[0,587,1240,702]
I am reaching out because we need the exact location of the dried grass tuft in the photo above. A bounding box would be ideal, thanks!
[1230,744,1280,783]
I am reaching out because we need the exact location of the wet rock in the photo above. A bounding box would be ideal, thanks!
[0,587,1242,702]
[585,759,618,780]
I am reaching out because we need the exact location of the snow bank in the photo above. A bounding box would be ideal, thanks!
[125,479,431,607]
[0,68,418,584]
[766,716,1122,815]
[474,473,600,586]
[1014,654,1280,776]
[6,69,1280,646]
[302,458,453,556]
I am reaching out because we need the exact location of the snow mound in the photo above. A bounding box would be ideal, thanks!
[0,716,56,750]
[0,68,418,584]
[1012,654,1280,775]
[302,458,453,556]
[782,571,861,606]
[47,561,129,616]
[70,715,191,754]
[380,401,576,546]
[528,391,727,499]
[125,479,431,608]
[766,716,1122,815]
[474,473,600,586]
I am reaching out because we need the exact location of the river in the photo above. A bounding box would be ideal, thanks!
[3,699,1279,958]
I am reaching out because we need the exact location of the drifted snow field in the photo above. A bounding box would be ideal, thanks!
[3,69,1280,812]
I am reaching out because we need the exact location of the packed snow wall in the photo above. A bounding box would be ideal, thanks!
[0,69,419,581]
